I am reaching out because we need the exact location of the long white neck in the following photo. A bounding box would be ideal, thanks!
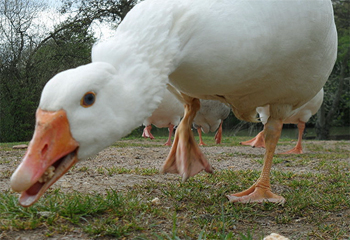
[91,1,186,138]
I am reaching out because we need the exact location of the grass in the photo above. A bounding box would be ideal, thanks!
[0,135,349,239]
[94,166,159,176]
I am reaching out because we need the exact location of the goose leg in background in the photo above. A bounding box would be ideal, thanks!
[197,128,206,146]
[142,125,155,139]
[280,121,305,154]
[227,118,285,203]
[214,120,224,144]
[240,130,266,148]
[164,124,175,146]
[160,96,213,181]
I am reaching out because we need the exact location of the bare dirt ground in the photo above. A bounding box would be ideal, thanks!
[0,140,312,195]
[1,139,349,239]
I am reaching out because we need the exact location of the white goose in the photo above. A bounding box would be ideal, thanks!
[142,89,184,146]
[10,0,337,207]
[240,88,324,154]
[193,100,230,146]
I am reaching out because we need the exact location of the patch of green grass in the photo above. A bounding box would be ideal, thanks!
[76,166,89,172]
[135,167,159,176]
[91,166,159,176]
[1,137,349,239]
[113,141,164,148]
[106,166,133,175]
[1,170,12,179]
[1,165,349,239]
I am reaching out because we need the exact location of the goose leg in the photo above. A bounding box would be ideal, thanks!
[227,118,285,203]
[280,121,305,154]
[214,120,223,144]
[142,125,154,139]
[240,130,266,148]
[160,96,213,181]
[164,124,175,146]
[197,128,206,146]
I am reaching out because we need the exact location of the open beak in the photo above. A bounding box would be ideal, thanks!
[10,108,79,207]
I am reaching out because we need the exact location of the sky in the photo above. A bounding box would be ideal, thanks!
[35,0,115,41]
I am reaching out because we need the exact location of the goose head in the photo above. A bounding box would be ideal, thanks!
[10,62,137,207]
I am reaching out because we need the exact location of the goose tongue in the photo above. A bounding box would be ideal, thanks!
[26,182,44,196]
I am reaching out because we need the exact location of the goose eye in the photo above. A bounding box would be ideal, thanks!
[81,92,96,107]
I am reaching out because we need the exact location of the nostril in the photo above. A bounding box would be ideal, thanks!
[41,144,48,156]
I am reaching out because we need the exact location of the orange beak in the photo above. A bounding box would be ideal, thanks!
[10,109,79,207]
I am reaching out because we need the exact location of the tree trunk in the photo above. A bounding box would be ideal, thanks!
[315,104,330,140]
[315,48,350,140]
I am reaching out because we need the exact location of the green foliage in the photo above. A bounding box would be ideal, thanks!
[313,0,350,139]
[0,35,95,141]
[60,0,137,23]
[0,0,349,142]
[0,1,96,142]
[0,0,139,142]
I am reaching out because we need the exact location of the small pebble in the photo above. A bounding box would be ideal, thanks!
[37,211,52,217]
[12,144,28,149]
[151,197,161,205]
[263,233,289,240]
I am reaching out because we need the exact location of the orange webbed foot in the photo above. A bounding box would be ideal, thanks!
[163,141,172,146]
[160,98,213,181]
[226,185,285,204]
[231,117,285,204]
[240,131,265,148]
[160,123,213,181]
[279,147,303,154]
[279,121,304,154]
[142,125,154,139]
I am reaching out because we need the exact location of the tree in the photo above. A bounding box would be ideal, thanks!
[315,0,350,140]
[59,0,137,31]
[0,0,95,142]
[0,0,47,142]
[0,0,138,142]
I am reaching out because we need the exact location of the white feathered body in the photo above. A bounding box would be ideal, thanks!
[193,100,230,133]
[164,0,336,121]
[143,90,184,128]
[10,0,338,207]
[257,88,324,125]
[40,0,337,160]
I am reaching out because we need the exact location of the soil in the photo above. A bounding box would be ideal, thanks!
[0,139,349,239]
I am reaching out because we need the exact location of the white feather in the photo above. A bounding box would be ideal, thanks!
[39,0,337,160]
